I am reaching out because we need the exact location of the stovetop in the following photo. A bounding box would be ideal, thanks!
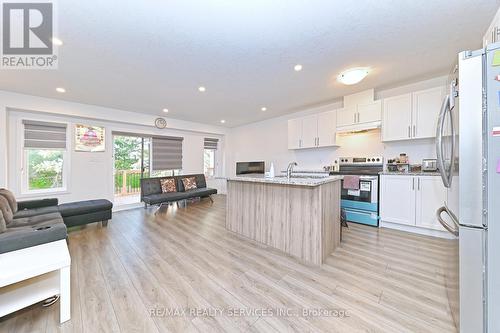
[329,156,384,176]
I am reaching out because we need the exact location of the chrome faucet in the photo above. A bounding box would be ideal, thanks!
[286,162,298,179]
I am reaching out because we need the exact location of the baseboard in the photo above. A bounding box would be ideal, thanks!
[380,221,455,239]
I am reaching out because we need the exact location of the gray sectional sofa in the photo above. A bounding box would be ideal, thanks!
[0,189,113,254]
[140,174,217,207]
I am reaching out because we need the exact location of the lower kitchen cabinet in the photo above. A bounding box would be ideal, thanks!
[379,175,415,226]
[380,175,446,233]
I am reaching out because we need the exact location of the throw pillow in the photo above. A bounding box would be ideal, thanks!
[160,178,177,193]
[0,210,5,233]
[0,188,17,213]
[0,195,13,225]
[182,177,197,191]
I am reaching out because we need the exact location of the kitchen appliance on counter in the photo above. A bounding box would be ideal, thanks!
[422,159,438,172]
[329,157,383,227]
[236,161,265,175]
[435,45,500,332]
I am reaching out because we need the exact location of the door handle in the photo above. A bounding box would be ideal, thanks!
[436,206,459,236]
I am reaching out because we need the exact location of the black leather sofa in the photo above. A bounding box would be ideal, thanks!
[0,189,112,254]
[140,174,217,208]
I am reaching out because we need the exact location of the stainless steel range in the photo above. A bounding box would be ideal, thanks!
[329,157,383,227]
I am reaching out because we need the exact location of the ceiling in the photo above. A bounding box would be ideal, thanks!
[1,0,498,127]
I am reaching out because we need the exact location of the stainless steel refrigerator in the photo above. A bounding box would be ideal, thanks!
[436,44,500,332]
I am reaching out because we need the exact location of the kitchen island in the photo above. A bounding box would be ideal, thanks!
[226,175,342,266]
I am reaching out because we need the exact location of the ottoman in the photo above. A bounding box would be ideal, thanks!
[58,199,113,227]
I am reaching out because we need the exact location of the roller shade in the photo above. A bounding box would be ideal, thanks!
[204,138,218,150]
[152,136,183,170]
[23,120,67,149]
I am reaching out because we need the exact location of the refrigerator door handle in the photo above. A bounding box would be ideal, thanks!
[436,206,459,236]
[436,94,453,188]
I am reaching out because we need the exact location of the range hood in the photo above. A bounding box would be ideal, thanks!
[336,120,381,133]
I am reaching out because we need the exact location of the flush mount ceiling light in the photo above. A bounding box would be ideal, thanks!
[337,67,370,85]
[162,108,169,113]
[261,107,267,111]
[198,86,206,92]
[294,64,303,71]
[51,37,63,46]
[55,87,66,93]
[220,119,226,124]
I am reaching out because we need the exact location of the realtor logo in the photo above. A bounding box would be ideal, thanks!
[1,1,58,69]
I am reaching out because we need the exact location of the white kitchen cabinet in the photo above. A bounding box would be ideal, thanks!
[287,118,302,149]
[412,87,444,139]
[380,174,446,232]
[336,101,381,129]
[380,175,416,226]
[301,115,319,148]
[287,111,338,150]
[317,111,337,147]
[382,94,412,141]
[382,86,444,142]
[336,107,357,127]
[357,100,382,124]
[415,176,447,230]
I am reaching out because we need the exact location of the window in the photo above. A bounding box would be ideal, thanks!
[204,149,215,177]
[203,138,219,177]
[23,120,68,193]
[26,149,64,190]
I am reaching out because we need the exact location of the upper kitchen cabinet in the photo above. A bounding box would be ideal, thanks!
[336,107,357,128]
[336,101,382,130]
[357,100,382,124]
[382,86,445,142]
[287,118,302,149]
[412,87,444,139]
[287,111,338,150]
[317,111,337,147]
[382,93,412,141]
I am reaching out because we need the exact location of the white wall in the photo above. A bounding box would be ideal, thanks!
[0,90,227,203]
[226,76,447,175]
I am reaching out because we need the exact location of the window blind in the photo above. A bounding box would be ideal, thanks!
[204,137,218,150]
[152,136,183,170]
[23,120,67,149]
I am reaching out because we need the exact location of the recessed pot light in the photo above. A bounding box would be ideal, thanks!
[294,64,303,71]
[198,86,206,92]
[163,108,169,113]
[337,67,370,85]
[55,87,66,93]
[51,37,63,46]
[220,119,226,124]
[261,107,267,111]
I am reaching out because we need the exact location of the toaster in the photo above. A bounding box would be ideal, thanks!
[422,159,438,172]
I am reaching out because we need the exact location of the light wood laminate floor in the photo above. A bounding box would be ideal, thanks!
[0,195,457,332]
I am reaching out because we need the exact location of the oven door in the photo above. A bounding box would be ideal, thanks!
[340,177,377,203]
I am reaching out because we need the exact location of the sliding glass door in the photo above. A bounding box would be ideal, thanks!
[113,134,151,206]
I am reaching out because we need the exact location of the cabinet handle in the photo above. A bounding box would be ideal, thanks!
[357,112,360,123]
[413,125,416,137]
[316,137,319,146]
[412,178,415,190]
[418,178,420,190]
[408,126,411,138]
[354,113,356,123]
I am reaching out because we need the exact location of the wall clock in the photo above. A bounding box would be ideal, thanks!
[154,117,167,129]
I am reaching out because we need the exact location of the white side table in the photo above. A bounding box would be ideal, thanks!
[0,239,71,323]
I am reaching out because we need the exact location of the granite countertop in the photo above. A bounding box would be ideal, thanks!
[379,171,441,176]
[227,174,343,187]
